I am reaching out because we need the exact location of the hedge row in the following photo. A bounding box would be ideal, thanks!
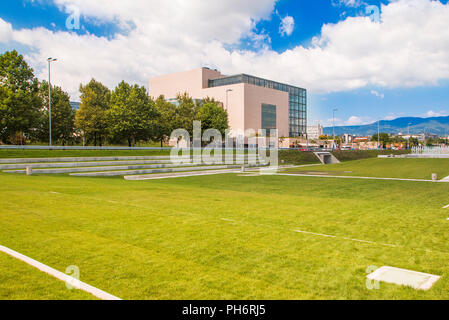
[331,149,411,162]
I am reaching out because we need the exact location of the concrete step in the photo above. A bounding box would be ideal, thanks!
[0,159,185,170]
[0,155,262,166]
[124,169,243,180]
[1,158,266,170]
[0,155,177,164]
[3,163,207,174]
[69,164,262,177]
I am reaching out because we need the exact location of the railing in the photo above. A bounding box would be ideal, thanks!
[412,146,449,155]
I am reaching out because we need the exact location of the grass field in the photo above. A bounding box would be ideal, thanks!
[1,156,449,300]
[283,158,449,180]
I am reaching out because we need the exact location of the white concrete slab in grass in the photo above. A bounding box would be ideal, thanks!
[367,266,440,290]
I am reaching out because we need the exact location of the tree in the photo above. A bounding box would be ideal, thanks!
[75,79,111,146]
[175,92,200,136]
[153,95,176,147]
[371,132,390,148]
[409,137,419,148]
[0,50,41,144]
[196,101,228,136]
[108,81,158,146]
[35,81,75,145]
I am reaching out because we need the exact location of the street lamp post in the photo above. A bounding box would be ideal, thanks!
[47,57,57,147]
[332,108,338,150]
[225,89,233,112]
[407,122,412,149]
[377,119,380,150]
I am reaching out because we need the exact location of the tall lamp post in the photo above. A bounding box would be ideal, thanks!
[407,122,412,150]
[47,57,57,147]
[332,108,338,150]
[225,89,233,112]
[377,119,381,150]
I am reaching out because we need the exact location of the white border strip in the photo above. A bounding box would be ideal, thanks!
[0,245,121,300]
[276,173,437,183]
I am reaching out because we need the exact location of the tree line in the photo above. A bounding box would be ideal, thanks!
[0,50,228,146]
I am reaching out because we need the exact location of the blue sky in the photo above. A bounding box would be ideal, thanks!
[1,0,449,127]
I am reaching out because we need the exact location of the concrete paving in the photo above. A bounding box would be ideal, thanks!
[367,266,440,290]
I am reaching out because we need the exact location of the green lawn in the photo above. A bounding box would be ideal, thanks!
[1,162,449,299]
[0,253,95,300]
[283,158,449,180]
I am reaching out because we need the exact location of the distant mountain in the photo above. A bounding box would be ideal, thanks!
[323,116,449,136]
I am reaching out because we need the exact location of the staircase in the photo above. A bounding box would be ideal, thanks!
[0,155,267,178]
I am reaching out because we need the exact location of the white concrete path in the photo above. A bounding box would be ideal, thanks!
[0,245,121,300]
[124,169,243,180]
[275,173,441,183]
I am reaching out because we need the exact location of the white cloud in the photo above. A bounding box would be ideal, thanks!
[370,90,384,99]
[384,113,404,120]
[345,115,373,125]
[279,15,294,37]
[0,18,13,43]
[425,110,448,117]
[332,0,365,8]
[1,0,449,100]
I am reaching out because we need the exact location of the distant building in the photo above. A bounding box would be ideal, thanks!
[343,134,353,144]
[353,136,370,143]
[307,124,323,140]
[149,67,307,138]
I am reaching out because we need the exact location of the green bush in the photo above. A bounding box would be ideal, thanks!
[331,149,411,162]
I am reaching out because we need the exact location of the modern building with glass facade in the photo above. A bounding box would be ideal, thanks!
[149,68,307,138]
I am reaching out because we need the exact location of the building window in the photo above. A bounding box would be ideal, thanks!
[261,104,277,131]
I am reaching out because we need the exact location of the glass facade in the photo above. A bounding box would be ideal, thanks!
[261,104,277,131]
[209,74,307,137]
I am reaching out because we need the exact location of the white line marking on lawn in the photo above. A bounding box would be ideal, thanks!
[293,230,397,248]
[293,229,337,238]
[49,191,61,194]
[443,204,449,209]
[220,218,235,222]
[0,245,121,300]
